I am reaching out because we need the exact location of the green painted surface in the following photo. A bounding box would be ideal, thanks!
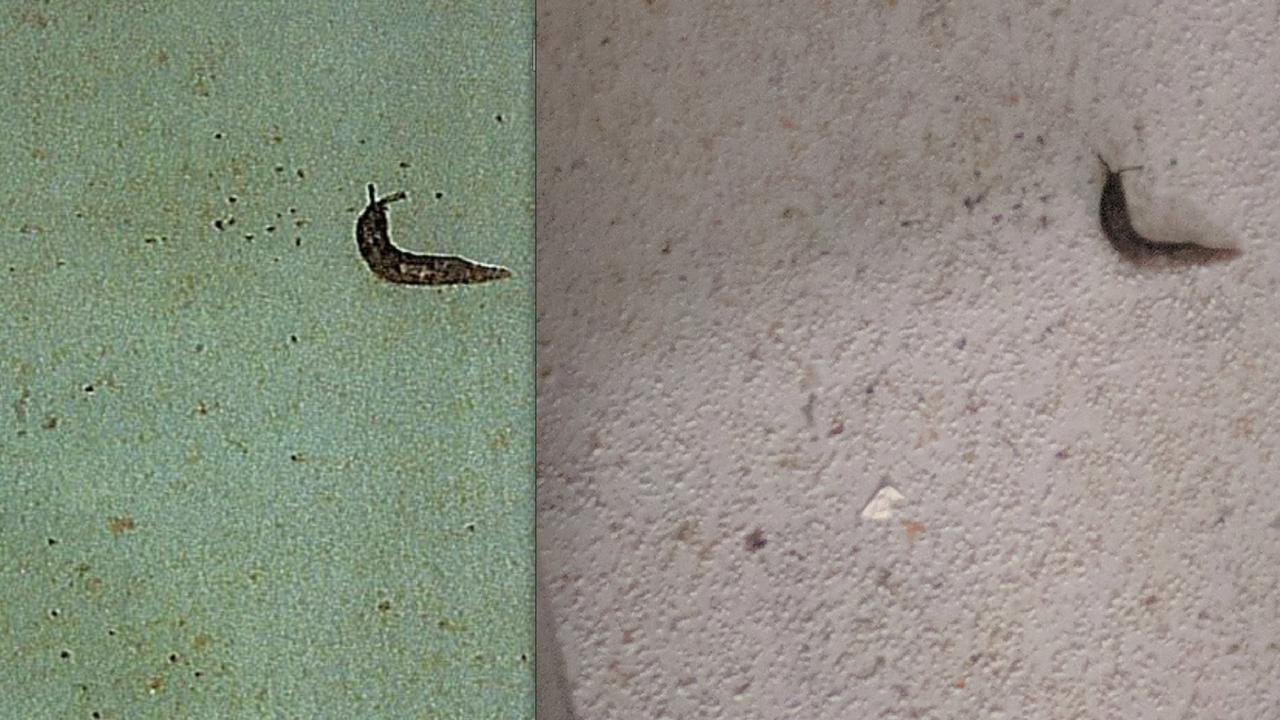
[0,3,533,718]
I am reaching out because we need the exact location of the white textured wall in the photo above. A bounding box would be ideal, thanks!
[537,2,1280,717]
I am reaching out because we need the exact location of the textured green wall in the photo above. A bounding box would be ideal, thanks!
[0,2,533,718]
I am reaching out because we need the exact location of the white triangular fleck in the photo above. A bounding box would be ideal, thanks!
[861,486,905,521]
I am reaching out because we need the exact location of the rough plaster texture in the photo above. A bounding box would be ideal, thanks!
[537,1,1280,717]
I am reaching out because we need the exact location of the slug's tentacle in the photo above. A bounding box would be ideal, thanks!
[1096,155,1239,265]
[355,184,512,285]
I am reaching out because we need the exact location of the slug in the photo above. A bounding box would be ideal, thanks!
[356,184,512,285]
[1096,155,1239,264]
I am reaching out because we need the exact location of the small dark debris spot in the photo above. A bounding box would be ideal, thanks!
[1035,135,1045,145]
[900,221,912,227]
[168,653,179,663]
[433,192,444,200]
[1054,449,1070,460]
[274,165,284,173]
[495,114,504,123]
[660,240,672,254]
[143,236,158,244]
[92,712,101,719]
[399,161,410,168]
[521,653,528,662]
[296,168,305,179]
[42,416,58,430]
[828,419,844,436]
[48,609,59,618]
[358,139,366,145]
[83,384,94,394]
[464,523,476,532]
[265,225,276,233]
[288,207,296,214]
[289,453,303,462]
[59,650,71,659]
[956,337,966,350]
[970,653,981,663]
[1169,158,1178,167]
[377,599,392,612]
[744,528,767,552]
[294,219,306,228]
[294,238,302,247]
[193,671,203,678]
[865,384,875,395]
[47,538,57,546]
[107,629,116,636]
[228,196,237,204]
[271,134,283,143]
[289,335,298,343]
[214,133,223,139]
[244,233,254,240]
[601,36,610,45]
[213,219,224,231]
[107,516,136,535]
[226,217,236,226]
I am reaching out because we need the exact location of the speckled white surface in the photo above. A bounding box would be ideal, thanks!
[537,1,1280,717]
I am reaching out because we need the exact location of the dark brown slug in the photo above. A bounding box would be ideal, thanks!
[1096,155,1238,265]
[356,184,512,285]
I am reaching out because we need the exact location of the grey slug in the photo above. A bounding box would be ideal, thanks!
[356,184,512,285]
[1096,155,1239,264]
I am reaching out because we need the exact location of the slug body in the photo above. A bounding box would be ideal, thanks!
[1096,155,1238,265]
[356,184,512,285]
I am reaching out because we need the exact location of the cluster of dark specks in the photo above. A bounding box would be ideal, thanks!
[208,132,310,249]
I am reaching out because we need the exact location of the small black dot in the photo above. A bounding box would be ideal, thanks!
[48,609,59,618]
[47,538,57,546]
[265,226,276,233]
[289,335,298,343]
[244,234,254,240]
[464,523,476,532]
[83,385,94,394]
[214,132,223,139]
[434,192,443,200]
[399,161,410,168]
[296,168,305,179]
[107,629,116,636]
[294,238,302,247]
[227,196,237,204]
[59,650,71,659]
[193,670,203,678]
[213,219,224,231]
[92,712,101,719]
[274,165,284,173]
[168,653,179,663]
